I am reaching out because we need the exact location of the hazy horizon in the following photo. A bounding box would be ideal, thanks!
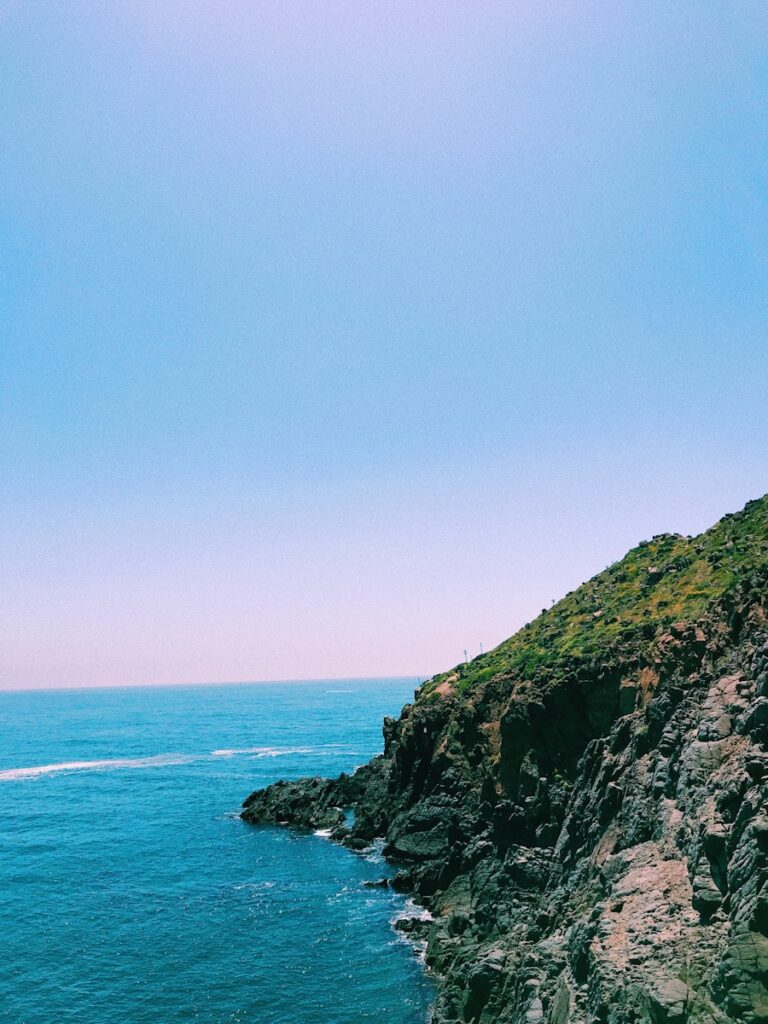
[2,3,767,689]
[0,674,424,694]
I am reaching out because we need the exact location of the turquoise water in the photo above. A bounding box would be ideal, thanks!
[0,680,434,1023]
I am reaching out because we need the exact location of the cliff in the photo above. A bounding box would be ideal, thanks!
[242,495,768,1024]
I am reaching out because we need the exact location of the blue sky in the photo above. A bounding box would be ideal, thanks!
[1,2,767,688]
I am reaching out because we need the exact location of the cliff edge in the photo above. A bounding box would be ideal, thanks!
[242,495,768,1024]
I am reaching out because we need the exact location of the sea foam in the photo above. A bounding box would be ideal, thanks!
[1,745,329,781]
[0,754,193,781]
[211,746,313,758]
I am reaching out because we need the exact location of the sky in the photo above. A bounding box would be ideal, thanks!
[1,1,767,689]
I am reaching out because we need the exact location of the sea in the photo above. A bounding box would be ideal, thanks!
[0,679,435,1024]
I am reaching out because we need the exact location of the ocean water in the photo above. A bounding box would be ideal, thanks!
[0,679,434,1024]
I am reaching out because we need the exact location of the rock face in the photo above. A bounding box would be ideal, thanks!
[241,496,768,1024]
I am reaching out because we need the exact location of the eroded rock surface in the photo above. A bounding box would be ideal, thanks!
[241,497,768,1023]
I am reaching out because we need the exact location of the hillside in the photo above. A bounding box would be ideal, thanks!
[426,495,768,697]
[242,495,768,1024]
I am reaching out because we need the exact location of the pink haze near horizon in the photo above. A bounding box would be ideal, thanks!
[1,2,766,688]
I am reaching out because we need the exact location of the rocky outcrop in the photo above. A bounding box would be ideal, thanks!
[241,496,768,1023]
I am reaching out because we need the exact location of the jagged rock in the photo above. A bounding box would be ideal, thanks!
[390,870,415,892]
[738,698,768,742]
[647,978,694,1024]
[240,495,768,1023]
[692,864,723,917]
[393,916,430,936]
[240,777,345,830]
[386,825,450,862]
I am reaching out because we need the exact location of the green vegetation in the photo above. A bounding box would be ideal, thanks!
[422,494,768,697]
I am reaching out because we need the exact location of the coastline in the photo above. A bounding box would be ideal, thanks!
[241,497,768,1023]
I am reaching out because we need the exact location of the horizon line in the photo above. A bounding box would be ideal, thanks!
[0,674,428,695]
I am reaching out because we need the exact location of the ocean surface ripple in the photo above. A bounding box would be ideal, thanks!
[0,680,433,1023]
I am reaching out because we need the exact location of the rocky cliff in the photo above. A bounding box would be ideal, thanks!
[242,495,768,1024]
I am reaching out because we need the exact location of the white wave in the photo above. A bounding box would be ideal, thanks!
[394,898,434,924]
[211,746,313,758]
[0,754,193,781]
[390,932,429,964]
[313,828,333,838]
[363,838,386,863]
[390,900,433,964]
[2,742,358,782]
